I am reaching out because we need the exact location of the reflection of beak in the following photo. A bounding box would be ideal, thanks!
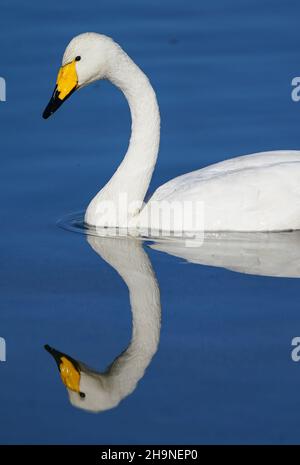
[42,60,78,119]
[44,344,85,398]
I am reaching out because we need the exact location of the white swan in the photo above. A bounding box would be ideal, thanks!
[45,235,161,412]
[43,33,300,232]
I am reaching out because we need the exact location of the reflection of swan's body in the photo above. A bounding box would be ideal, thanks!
[46,236,161,412]
[150,231,300,278]
[43,33,300,232]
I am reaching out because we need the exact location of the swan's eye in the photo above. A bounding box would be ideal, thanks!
[75,56,81,62]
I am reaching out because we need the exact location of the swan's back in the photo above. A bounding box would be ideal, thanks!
[145,150,300,232]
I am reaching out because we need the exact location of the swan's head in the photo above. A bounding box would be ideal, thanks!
[42,33,119,119]
[44,344,120,413]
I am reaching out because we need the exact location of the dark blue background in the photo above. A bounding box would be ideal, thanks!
[1,0,300,444]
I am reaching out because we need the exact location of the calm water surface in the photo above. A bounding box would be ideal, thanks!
[1,0,300,444]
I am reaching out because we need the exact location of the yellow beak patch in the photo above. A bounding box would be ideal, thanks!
[59,356,81,393]
[56,60,78,100]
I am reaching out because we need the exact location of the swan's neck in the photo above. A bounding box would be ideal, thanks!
[85,51,160,227]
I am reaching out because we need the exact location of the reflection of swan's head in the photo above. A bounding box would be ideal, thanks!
[43,33,121,119]
[44,344,121,412]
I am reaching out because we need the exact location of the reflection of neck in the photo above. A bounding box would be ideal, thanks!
[88,235,161,407]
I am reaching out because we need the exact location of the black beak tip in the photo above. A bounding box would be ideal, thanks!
[44,344,62,369]
[42,87,62,120]
[42,109,52,119]
[42,97,59,119]
[42,85,77,120]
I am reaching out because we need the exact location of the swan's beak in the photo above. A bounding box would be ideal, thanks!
[44,344,85,398]
[42,60,78,119]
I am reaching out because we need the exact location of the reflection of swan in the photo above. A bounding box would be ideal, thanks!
[44,229,300,412]
[150,231,300,278]
[43,33,300,232]
[45,236,161,412]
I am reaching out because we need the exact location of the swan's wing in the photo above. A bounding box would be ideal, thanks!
[151,150,300,201]
[148,150,300,231]
[149,232,300,278]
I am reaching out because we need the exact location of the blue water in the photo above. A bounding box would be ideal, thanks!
[1,0,300,444]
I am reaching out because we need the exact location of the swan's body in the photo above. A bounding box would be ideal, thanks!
[140,150,300,232]
[43,33,300,232]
